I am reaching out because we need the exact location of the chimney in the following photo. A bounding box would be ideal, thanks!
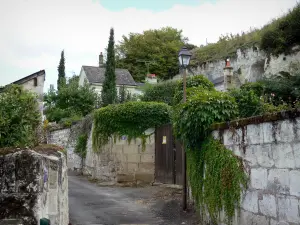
[223,58,233,91]
[99,52,104,67]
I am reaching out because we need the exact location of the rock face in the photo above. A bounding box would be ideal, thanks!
[211,115,300,225]
[188,46,300,87]
[0,149,68,225]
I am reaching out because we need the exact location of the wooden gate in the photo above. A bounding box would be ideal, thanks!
[155,124,182,185]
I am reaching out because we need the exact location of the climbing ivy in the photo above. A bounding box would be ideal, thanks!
[75,134,88,159]
[173,89,248,224]
[187,137,248,224]
[92,101,171,152]
[173,90,238,149]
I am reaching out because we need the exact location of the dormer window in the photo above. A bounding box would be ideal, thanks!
[34,77,38,86]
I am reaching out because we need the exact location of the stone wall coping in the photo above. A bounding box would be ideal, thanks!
[211,108,300,131]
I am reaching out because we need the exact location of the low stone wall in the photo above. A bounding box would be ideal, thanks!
[84,129,155,185]
[0,149,68,225]
[211,113,300,225]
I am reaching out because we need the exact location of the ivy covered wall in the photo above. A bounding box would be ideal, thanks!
[211,112,300,225]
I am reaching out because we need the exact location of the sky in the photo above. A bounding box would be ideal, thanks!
[0,0,298,91]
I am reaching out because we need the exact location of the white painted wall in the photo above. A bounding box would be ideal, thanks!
[21,74,45,100]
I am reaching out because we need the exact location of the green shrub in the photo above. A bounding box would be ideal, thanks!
[240,82,265,96]
[93,101,171,151]
[75,134,88,158]
[0,85,41,148]
[141,80,179,105]
[173,75,215,105]
[44,75,98,123]
[261,74,300,105]
[141,75,214,106]
[59,115,82,127]
[229,88,263,118]
[173,90,238,149]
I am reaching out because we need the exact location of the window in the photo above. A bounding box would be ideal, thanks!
[34,77,38,87]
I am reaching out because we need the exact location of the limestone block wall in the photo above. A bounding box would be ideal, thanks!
[84,128,155,184]
[0,149,68,225]
[212,115,300,225]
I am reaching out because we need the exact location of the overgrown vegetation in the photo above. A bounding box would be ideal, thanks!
[0,85,41,148]
[173,89,248,224]
[172,75,215,105]
[141,75,214,105]
[187,138,248,224]
[193,3,300,64]
[173,90,238,149]
[261,3,300,55]
[141,80,179,105]
[93,101,171,151]
[75,134,88,159]
[44,75,98,125]
[229,73,300,118]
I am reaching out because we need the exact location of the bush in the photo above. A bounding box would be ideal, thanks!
[141,75,214,106]
[44,75,98,123]
[173,90,238,149]
[141,80,179,105]
[0,85,41,148]
[229,88,263,118]
[75,134,88,158]
[93,101,171,151]
[261,74,300,105]
[173,75,215,105]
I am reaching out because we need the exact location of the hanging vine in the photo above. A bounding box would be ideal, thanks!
[173,89,248,224]
[92,101,171,152]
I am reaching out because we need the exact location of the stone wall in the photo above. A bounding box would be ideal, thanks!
[0,149,68,225]
[48,121,155,185]
[211,114,300,225]
[84,129,155,185]
[48,125,83,171]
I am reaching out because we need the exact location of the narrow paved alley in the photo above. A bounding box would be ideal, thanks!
[68,174,200,225]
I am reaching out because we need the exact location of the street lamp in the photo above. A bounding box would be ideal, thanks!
[178,46,192,211]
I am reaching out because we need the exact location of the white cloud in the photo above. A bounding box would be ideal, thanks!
[0,0,297,90]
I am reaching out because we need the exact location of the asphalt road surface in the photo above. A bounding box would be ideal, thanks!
[69,174,200,225]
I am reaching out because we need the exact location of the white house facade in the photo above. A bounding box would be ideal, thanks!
[79,53,138,96]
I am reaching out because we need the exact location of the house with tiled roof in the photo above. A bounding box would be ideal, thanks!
[78,52,138,95]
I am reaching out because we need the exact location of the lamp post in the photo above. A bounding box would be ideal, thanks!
[178,46,192,211]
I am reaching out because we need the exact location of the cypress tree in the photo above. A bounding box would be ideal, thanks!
[57,50,66,90]
[119,85,126,103]
[101,28,117,106]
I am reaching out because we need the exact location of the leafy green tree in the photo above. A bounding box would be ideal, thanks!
[116,27,188,81]
[44,75,98,123]
[0,85,41,148]
[57,50,66,90]
[102,28,117,106]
